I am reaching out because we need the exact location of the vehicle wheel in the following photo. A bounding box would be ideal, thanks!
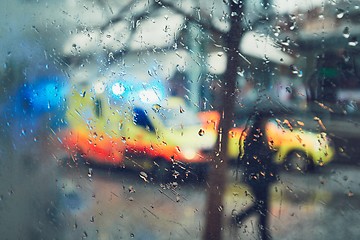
[152,158,172,182]
[284,151,315,173]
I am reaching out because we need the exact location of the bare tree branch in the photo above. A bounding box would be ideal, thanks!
[158,0,226,36]
[100,0,135,31]
[101,0,226,36]
[100,0,159,31]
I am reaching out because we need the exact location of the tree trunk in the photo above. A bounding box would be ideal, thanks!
[202,2,245,240]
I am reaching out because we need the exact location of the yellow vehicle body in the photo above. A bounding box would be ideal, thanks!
[62,83,334,170]
[61,84,217,167]
[200,111,335,167]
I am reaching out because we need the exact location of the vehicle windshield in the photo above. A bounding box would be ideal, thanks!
[156,106,201,128]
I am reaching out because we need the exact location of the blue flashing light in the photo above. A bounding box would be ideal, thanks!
[18,75,69,115]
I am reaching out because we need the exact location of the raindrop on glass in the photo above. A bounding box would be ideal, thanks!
[336,8,345,19]
[297,70,303,77]
[290,65,300,75]
[289,22,296,31]
[237,68,244,77]
[281,36,290,46]
[198,128,205,136]
[152,104,161,113]
[348,37,358,47]
[88,168,93,178]
[148,69,153,77]
[128,186,136,193]
[286,86,292,93]
[139,171,148,182]
[343,27,350,38]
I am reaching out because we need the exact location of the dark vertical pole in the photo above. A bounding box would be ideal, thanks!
[202,1,245,240]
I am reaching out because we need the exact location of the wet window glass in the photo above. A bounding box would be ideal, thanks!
[1,0,360,239]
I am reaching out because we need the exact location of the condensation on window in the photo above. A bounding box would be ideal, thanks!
[0,0,359,239]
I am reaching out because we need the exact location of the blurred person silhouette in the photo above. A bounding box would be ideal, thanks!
[232,110,279,240]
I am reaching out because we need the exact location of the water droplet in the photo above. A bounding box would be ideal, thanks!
[90,216,94,222]
[198,128,205,136]
[336,8,345,19]
[139,171,148,182]
[274,26,281,37]
[128,186,136,193]
[148,69,153,77]
[172,171,180,179]
[152,104,161,113]
[130,233,135,238]
[297,70,303,77]
[290,65,301,76]
[218,205,224,212]
[286,86,292,93]
[263,55,270,63]
[289,22,296,31]
[343,27,350,38]
[88,168,93,178]
[237,68,244,77]
[289,14,296,20]
[281,36,291,46]
[180,106,185,113]
[348,37,358,47]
